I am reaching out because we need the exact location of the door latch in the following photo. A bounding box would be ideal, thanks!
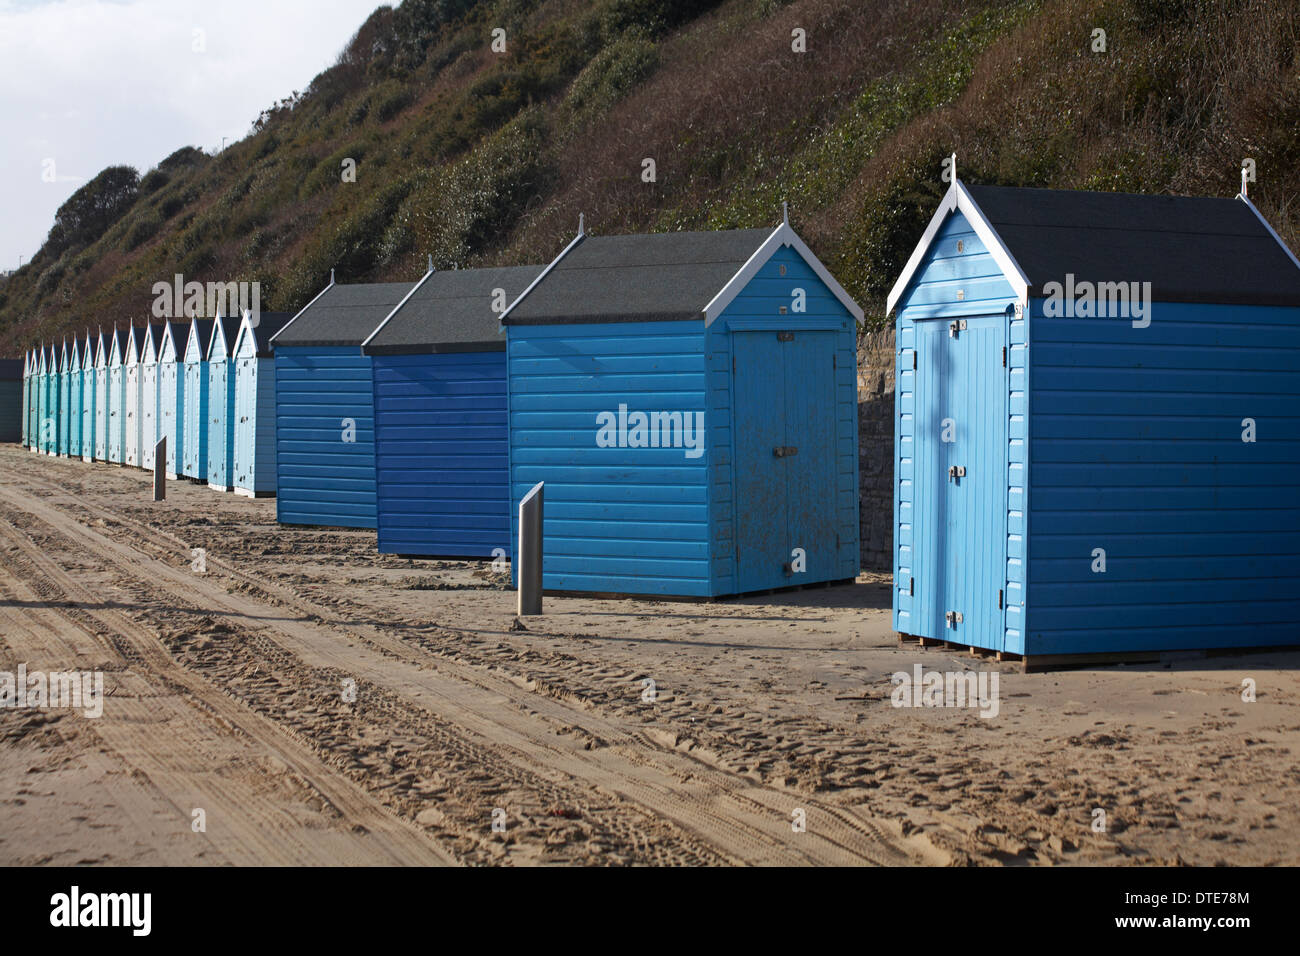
[948,465,966,481]
[773,446,798,458]
[949,319,967,338]
[945,611,964,628]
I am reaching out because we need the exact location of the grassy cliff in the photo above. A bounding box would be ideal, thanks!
[2,0,1297,353]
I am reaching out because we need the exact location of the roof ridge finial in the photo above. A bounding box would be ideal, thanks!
[330,267,335,285]
[1241,164,1248,199]
[579,212,585,237]
[782,201,789,227]
[951,151,957,186]
[428,254,434,274]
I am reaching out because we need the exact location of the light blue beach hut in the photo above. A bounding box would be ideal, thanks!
[158,319,187,479]
[182,317,214,480]
[206,313,240,492]
[93,329,108,461]
[107,328,127,464]
[124,326,142,467]
[81,330,97,462]
[67,336,82,458]
[887,177,1300,661]
[232,311,292,496]
[57,338,72,457]
[139,323,161,471]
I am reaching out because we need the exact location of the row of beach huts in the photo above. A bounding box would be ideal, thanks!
[8,175,1300,663]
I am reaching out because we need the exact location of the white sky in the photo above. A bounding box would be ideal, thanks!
[0,0,389,270]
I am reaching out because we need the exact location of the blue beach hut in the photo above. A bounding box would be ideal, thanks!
[67,336,82,458]
[93,329,108,461]
[232,310,292,496]
[107,328,127,464]
[206,312,240,492]
[20,350,31,448]
[157,319,187,479]
[139,324,161,471]
[81,330,96,462]
[268,273,418,528]
[124,326,142,467]
[181,317,214,480]
[57,338,72,457]
[501,219,864,597]
[362,264,542,555]
[887,176,1300,663]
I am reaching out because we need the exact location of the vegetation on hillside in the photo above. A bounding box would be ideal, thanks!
[2,0,1297,353]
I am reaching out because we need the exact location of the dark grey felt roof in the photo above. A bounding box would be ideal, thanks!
[363,265,544,354]
[273,282,416,347]
[966,185,1300,306]
[0,359,21,379]
[502,229,773,325]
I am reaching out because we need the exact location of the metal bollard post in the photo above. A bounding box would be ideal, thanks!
[153,437,166,501]
[517,481,544,616]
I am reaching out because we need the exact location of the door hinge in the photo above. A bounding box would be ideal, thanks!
[832,354,836,370]
[1002,346,1006,368]
[998,588,1003,610]
[945,610,964,628]
[909,577,914,596]
[777,331,794,342]
[912,351,917,370]
[732,355,735,372]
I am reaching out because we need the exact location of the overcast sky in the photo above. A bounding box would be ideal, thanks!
[0,0,388,271]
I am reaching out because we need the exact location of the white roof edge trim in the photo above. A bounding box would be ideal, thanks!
[206,312,227,362]
[1238,194,1300,272]
[707,223,867,327]
[499,231,587,325]
[885,180,1031,316]
[359,266,437,349]
[269,272,337,344]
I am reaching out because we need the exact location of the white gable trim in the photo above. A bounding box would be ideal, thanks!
[703,223,865,326]
[234,310,257,356]
[499,231,587,325]
[885,180,1031,315]
[269,273,337,344]
[184,314,211,362]
[1238,194,1300,272]
[95,332,108,369]
[207,313,229,362]
[83,332,95,371]
[359,265,437,349]
[158,321,180,363]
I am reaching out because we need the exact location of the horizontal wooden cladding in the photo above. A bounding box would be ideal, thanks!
[275,347,375,528]
[508,321,710,594]
[372,351,507,556]
[1026,621,1300,656]
[1026,295,1300,651]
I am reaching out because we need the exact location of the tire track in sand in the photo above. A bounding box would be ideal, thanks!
[5,468,942,865]
[0,514,458,866]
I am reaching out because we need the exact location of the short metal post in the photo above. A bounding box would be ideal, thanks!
[153,437,166,501]
[517,481,544,616]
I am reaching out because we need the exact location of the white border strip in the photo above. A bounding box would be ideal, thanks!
[885,179,1031,315]
[1238,193,1300,272]
[703,223,866,326]
[499,230,587,325]
[268,272,337,344]
[359,265,437,349]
